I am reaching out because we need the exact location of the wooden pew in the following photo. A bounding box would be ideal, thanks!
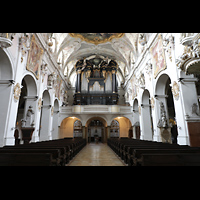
[0,153,53,166]
[1,148,62,166]
[140,153,200,166]
[4,145,67,165]
[130,148,200,166]
[107,138,200,166]
[0,138,86,166]
[124,144,190,164]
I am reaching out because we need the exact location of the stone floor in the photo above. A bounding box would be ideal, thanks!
[67,143,126,166]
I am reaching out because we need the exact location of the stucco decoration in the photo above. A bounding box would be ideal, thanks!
[69,33,125,45]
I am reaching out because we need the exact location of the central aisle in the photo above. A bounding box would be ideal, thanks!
[67,143,125,166]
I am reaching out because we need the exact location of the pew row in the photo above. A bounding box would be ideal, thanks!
[0,138,86,166]
[107,138,200,166]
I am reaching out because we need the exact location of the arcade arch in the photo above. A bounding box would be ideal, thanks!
[141,89,153,140]
[155,73,177,143]
[39,90,51,141]
[85,116,107,143]
[59,116,82,138]
[16,74,37,126]
[13,74,37,144]
[0,48,13,146]
[59,115,133,142]
[113,116,132,138]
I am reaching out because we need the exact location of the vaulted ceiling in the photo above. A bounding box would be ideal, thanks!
[50,33,144,86]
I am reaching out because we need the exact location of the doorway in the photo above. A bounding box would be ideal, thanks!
[88,120,105,143]
[110,120,120,138]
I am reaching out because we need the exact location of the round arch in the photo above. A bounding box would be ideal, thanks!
[59,116,82,139]
[133,98,139,112]
[85,116,107,143]
[155,73,177,143]
[155,73,171,95]
[141,89,153,140]
[39,89,51,141]
[15,74,38,144]
[0,48,13,146]
[111,116,132,138]
[0,48,13,79]
[22,74,37,96]
[85,116,107,128]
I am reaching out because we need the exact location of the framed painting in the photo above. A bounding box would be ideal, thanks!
[150,34,167,79]
[26,35,43,79]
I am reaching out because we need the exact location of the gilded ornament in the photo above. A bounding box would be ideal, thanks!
[38,98,42,111]
[150,97,155,109]
[171,81,180,101]
[51,106,54,116]
[138,105,141,115]
[13,83,21,102]
[69,33,125,45]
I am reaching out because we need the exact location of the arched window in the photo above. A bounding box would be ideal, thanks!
[74,120,82,137]
[110,120,120,138]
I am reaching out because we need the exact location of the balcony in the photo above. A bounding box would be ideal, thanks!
[60,105,132,115]
[73,92,119,105]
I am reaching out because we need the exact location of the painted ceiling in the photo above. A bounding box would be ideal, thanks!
[50,33,151,86]
[69,33,125,45]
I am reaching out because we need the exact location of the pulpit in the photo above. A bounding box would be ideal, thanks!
[21,127,35,144]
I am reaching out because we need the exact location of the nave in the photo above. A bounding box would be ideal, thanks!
[67,143,125,166]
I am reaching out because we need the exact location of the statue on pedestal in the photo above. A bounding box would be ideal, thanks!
[21,105,35,144]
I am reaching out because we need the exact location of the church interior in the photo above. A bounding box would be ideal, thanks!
[1,33,200,166]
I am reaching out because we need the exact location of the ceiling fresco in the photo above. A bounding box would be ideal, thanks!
[69,33,125,45]
[52,33,147,87]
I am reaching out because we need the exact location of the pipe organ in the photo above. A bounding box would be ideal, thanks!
[74,56,119,105]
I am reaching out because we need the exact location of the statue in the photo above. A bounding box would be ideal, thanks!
[157,102,168,128]
[139,72,145,88]
[63,91,69,106]
[157,102,172,143]
[25,105,35,127]
[191,103,200,116]
[20,105,35,144]
[21,105,35,127]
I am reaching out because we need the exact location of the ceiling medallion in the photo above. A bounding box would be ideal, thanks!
[69,33,125,45]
